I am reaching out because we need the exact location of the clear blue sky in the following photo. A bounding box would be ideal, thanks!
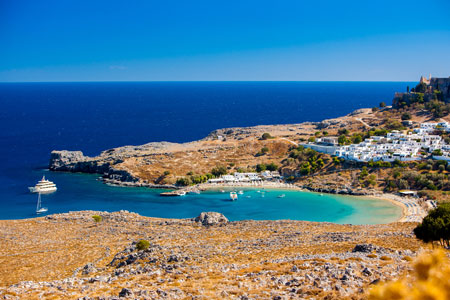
[1,0,449,81]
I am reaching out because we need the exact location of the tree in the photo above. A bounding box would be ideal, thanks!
[266,162,278,171]
[401,112,412,120]
[414,203,450,247]
[256,163,267,172]
[308,136,316,143]
[352,135,362,144]
[211,166,227,177]
[359,166,369,179]
[372,107,379,112]
[338,135,349,145]
[432,149,443,156]
[176,177,191,186]
[379,102,386,108]
[415,82,427,93]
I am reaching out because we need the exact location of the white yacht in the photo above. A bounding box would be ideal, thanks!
[29,176,57,194]
[230,192,238,201]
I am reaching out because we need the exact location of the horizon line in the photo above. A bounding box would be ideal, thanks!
[0,80,418,84]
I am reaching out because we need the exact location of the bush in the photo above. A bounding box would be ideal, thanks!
[176,177,191,186]
[256,163,267,172]
[92,215,102,222]
[401,112,411,120]
[256,147,269,156]
[261,133,273,140]
[379,102,386,108]
[136,239,150,251]
[338,128,349,135]
[266,162,278,171]
[372,107,379,112]
[163,171,170,176]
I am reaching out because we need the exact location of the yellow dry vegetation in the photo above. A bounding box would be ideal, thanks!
[369,249,450,300]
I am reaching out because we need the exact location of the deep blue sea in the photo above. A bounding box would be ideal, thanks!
[0,82,410,222]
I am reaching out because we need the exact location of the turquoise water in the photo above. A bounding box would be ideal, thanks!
[13,170,402,224]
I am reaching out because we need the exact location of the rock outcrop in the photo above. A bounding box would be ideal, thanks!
[49,150,137,183]
[194,212,229,226]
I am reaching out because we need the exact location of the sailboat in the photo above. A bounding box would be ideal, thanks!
[36,193,48,214]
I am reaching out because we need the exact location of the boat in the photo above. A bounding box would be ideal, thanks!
[230,192,238,201]
[29,176,57,194]
[220,189,225,193]
[277,194,286,198]
[36,193,48,214]
[160,190,186,197]
[238,190,244,195]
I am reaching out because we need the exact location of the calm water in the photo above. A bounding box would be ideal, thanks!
[0,82,408,222]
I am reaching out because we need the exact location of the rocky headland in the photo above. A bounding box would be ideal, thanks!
[48,108,383,188]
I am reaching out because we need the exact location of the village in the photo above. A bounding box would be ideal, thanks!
[306,121,450,163]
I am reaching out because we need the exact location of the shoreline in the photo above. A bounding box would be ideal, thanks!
[189,182,426,223]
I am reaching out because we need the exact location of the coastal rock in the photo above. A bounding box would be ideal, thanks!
[194,212,228,226]
[49,150,87,170]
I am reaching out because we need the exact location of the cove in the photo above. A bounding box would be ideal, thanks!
[4,170,402,224]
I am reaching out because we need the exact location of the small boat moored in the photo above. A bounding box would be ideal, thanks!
[277,194,286,198]
[36,193,48,214]
[230,192,238,201]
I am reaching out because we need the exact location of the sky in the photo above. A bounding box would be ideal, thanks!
[0,0,449,82]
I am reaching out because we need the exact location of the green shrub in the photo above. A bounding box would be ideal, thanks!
[176,177,191,186]
[261,133,273,140]
[136,239,150,251]
[211,166,227,177]
[266,162,278,171]
[92,215,102,222]
[414,203,450,247]
[401,112,412,120]
[256,163,267,172]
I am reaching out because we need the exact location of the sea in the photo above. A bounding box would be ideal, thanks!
[0,81,411,223]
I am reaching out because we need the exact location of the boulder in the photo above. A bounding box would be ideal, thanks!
[81,263,96,275]
[194,212,228,226]
[119,288,133,297]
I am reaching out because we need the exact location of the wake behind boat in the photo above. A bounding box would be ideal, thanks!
[29,176,57,194]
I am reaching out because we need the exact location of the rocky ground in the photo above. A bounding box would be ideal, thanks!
[0,211,421,300]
